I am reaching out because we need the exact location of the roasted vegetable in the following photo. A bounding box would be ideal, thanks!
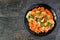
[26,7,54,33]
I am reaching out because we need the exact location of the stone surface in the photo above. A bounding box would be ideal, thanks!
[0,0,60,40]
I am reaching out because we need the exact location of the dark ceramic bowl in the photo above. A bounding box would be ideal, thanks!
[24,3,57,36]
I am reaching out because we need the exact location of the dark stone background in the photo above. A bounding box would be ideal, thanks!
[0,0,60,40]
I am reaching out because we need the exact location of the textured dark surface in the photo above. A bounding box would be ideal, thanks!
[0,0,60,40]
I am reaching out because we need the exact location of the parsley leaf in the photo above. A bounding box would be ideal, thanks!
[45,16,49,20]
[46,22,52,26]
[36,18,41,22]
[28,15,34,19]
[40,22,44,27]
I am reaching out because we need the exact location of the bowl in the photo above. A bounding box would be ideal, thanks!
[24,3,57,36]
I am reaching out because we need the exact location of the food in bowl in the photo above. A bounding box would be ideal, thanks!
[26,7,55,34]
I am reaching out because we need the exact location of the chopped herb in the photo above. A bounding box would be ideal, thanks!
[35,31,39,34]
[36,18,41,22]
[30,15,34,19]
[27,16,30,19]
[46,22,52,26]
[27,15,34,19]
[45,16,49,20]
[40,22,44,27]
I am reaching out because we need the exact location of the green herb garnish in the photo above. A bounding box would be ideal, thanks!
[30,15,34,19]
[46,22,52,26]
[36,18,41,22]
[27,15,34,19]
[45,16,49,20]
[35,31,39,34]
[40,22,44,27]
[27,16,30,19]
